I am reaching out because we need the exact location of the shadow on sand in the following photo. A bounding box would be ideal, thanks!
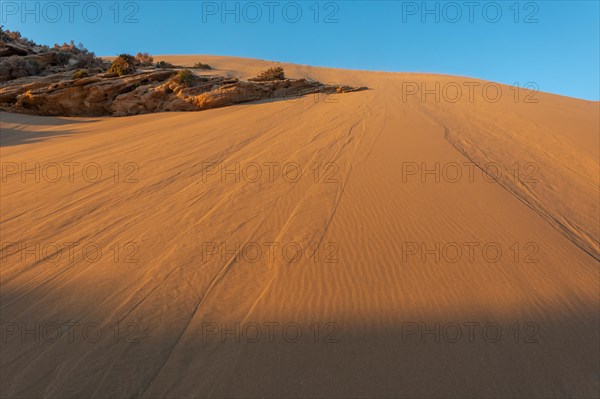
[0,113,99,147]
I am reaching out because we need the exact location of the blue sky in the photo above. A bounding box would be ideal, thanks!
[2,1,599,100]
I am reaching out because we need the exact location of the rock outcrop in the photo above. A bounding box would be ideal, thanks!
[1,70,366,117]
[0,28,367,117]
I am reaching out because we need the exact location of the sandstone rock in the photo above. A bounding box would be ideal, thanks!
[0,40,33,57]
[0,29,367,117]
[2,69,367,116]
[7,70,176,116]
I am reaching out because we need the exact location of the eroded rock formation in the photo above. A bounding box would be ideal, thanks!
[0,28,366,117]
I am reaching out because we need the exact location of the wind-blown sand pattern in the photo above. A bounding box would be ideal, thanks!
[1,56,599,398]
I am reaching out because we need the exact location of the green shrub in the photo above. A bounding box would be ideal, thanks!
[108,54,136,76]
[72,69,90,79]
[155,61,174,69]
[250,67,285,82]
[193,62,212,70]
[172,70,197,87]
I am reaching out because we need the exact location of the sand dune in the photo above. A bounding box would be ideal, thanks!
[1,56,598,398]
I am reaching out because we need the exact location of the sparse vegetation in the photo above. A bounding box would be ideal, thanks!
[52,40,104,69]
[172,69,197,87]
[193,62,212,70]
[108,54,137,76]
[0,28,366,116]
[156,61,174,69]
[249,67,285,82]
[0,58,41,81]
[135,52,154,66]
[0,25,36,46]
[0,27,103,81]
[72,69,90,79]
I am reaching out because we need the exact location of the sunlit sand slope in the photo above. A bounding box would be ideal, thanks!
[1,56,598,398]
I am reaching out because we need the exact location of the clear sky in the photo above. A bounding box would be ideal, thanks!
[2,1,599,100]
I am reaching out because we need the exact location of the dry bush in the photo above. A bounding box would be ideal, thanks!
[249,67,285,82]
[193,62,212,70]
[0,58,41,81]
[135,52,154,66]
[172,70,197,87]
[108,54,137,76]
[72,69,90,79]
[156,60,175,69]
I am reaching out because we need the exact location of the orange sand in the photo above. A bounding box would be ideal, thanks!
[1,56,598,398]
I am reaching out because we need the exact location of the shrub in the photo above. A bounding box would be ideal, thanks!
[0,58,41,81]
[55,52,72,66]
[73,51,104,69]
[0,28,102,77]
[72,69,90,79]
[250,67,285,82]
[117,53,136,65]
[52,40,78,53]
[155,61,174,69]
[172,70,197,87]
[193,62,212,70]
[108,54,136,76]
[135,52,154,66]
[51,41,103,68]
[0,26,36,46]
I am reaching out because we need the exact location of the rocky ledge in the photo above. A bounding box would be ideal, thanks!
[0,69,367,117]
[0,29,367,117]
